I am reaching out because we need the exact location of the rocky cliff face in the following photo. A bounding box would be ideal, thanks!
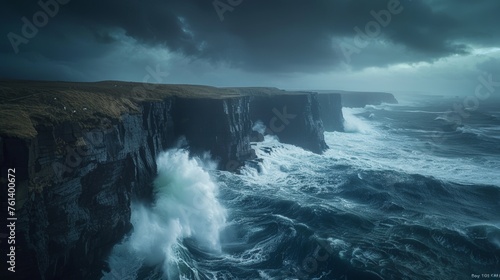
[249,94,328,153]
[317,93,344,132]
[1,100,177,280]
[173,96,255,171]
[0,86,342,279]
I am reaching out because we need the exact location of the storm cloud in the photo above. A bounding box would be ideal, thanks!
[1,0,499,92]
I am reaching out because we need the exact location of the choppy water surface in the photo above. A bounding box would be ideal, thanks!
[105,96,500,280]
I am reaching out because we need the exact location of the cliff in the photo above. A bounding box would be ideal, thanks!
[339,91,398,108]
[249,93,328,153]
[314,90,398,131]
[173,96,256,171]
[1,101,177,279]
[317,93,344,132]
[0,80,342,279]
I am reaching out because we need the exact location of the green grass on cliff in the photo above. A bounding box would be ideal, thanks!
[0,80,288,139]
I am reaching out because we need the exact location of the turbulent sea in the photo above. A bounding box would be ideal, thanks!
[103,95,500,280]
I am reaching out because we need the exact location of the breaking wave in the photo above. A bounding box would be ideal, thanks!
[102,149,226,279]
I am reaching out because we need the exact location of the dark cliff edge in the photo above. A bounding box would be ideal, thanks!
[317,93,344,132]
[249,94,328,153]
[0,81,342,279]
[173,96,256,171]
[315,90,398,131]
[0,101,177,280]
[340,91,398,108]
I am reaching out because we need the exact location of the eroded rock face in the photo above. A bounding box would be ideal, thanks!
[249,94,328,153]
[0,100,177,280]
[0,91,339,279]
[317,93,344,132]
[173,96,256,171]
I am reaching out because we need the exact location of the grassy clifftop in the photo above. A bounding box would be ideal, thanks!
[0,80,287,139]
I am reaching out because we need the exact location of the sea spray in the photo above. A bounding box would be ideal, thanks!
[342,108,375,134]
[102,149,226,279]
[101,99,500,279]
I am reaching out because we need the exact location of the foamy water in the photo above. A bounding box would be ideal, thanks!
[103,150,226,279]
[104,98,500,279]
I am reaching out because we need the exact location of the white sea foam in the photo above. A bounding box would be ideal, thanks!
[102,149,226,279]
[252,121,267,135]
[324,123,500,187]
[342,108,376,134]
[243,105,499,187]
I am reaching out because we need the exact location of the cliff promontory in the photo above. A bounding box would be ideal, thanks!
[0,80,344,279]
[1,80,402,279]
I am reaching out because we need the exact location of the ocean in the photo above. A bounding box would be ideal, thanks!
[102,95,500,280]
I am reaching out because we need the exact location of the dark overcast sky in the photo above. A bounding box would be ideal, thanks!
[1,0,499,94]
